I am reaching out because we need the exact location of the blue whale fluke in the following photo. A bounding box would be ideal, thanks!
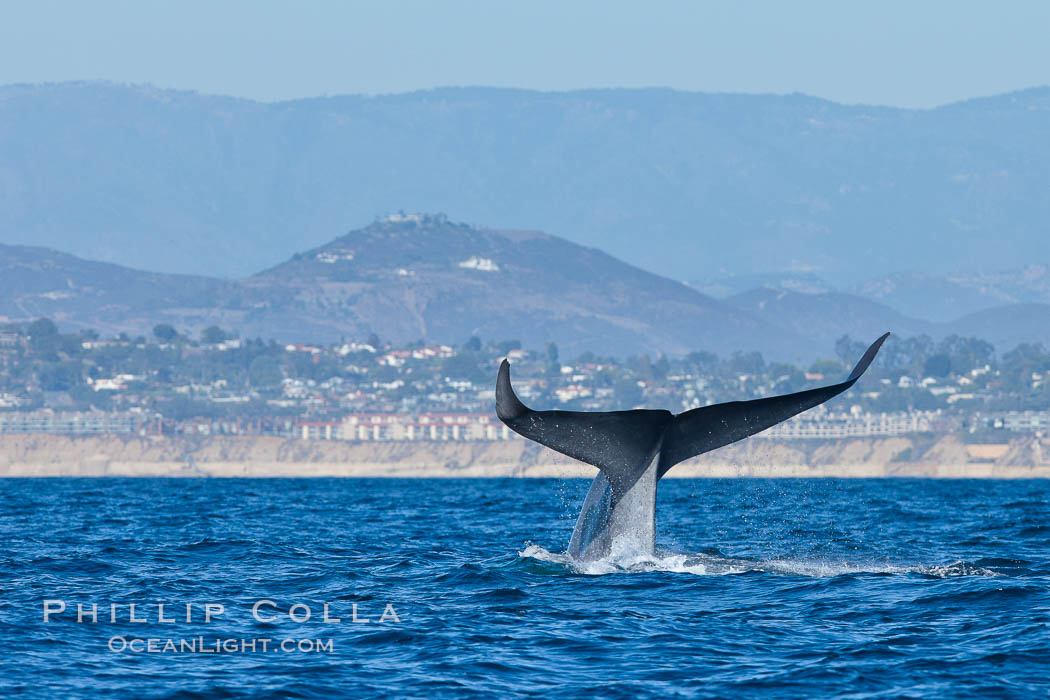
[496,333,890,561]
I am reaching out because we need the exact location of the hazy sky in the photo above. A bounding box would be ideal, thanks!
[2,0,1048,108]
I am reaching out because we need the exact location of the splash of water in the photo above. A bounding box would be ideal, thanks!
[518,544,1001,578]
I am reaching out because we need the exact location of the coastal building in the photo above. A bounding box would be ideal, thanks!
[997,411,1050,432]
[0,411,151,435]
[290,410,956,443]
[757,409,948,439]
[333,413,513,441]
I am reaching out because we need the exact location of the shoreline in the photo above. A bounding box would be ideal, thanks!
[1,434,1049,478]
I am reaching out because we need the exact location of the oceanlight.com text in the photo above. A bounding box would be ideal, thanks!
[107,636,335,654]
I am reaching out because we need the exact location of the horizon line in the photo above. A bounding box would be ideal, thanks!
[3,79,1049,112]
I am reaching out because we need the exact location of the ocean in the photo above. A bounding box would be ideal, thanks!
[2,478,1048,698]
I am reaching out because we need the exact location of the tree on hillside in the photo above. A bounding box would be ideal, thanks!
[495,339,521,355]
[38,362,81,391]
[248,355,283,387]
[28,318,58,339]
[937,335,994,374]
[153,324,178,342]
[443,352,484,383]
[201,326,228,345]
[728,350,765,376]
[999,343,1050,397]
[27,318,60,355]
[923,354,951,378]
[808,359,844,376]
[544,342,560,376]
[684,350,718,374]
[613,378,644,407]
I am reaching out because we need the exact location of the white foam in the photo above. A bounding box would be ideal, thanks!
[517,545,1001,578]
[910,561,1000,578]
[519,544,734,576]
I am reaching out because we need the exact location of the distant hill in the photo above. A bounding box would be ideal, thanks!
[3,216,1049,359]
[0,216,809,359]
[852,266,1050,322]
[702,265,1050,330]
[724,288,929,354]
[723,284,1050,355]
[2,82,1050,286]
[692,272,833,298]
[0,243,221,335]
[944,303,1050,353]
[202,214,808,358]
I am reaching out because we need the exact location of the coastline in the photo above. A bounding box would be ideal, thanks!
[2,434,1049,478]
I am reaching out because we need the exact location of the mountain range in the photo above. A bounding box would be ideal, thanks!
[2,215,1049,360]
[697,264,1050,321]
[722,286,1050,357]
[2,82,1049,287]
[849,266,1050,322]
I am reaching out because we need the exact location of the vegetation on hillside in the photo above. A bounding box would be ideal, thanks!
[3,318,1048,420]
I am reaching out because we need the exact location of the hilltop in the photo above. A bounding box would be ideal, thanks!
[5,214,1050,357]
[1,215,809,358]
[229,213,806,356]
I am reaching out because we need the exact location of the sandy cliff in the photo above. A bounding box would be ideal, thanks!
[1,434,1049,478]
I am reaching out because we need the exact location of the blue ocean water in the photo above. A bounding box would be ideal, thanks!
[1,478,1048,698]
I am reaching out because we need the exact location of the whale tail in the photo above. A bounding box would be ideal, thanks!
[496,332,889,486]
